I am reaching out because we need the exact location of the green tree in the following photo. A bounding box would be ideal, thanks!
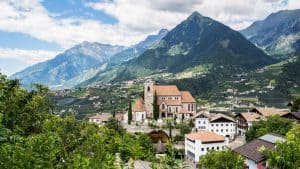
[128,100,132,124]
[153,94,159,120]
[199,149,244,169]
[291,98,300,112]
[263,125,300,169]
[246,115,293,142]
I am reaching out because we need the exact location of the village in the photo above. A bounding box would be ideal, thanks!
[87,79,300,169]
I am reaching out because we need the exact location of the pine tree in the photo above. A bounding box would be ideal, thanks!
[153,94,159,120]
[128,100,132,124]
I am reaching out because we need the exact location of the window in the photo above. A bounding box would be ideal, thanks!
[191,104,194,111]
[226,129,228,132]
[207,147,209,151]
[212,147,214,150]
[211,124,214,127]
[217,147,219,150]
[198,121,201,124]
[203,121,206,124]
[221,129,223,132]
[188,104,190,111]
[176,107,178,113]
[211,129,214,132]
[162,104,165,109]
[147,86,150,92]
[216,124,219,127]
[216,129,219,132]
[201,148,204,151]
[168,107,171,113]
[221,124,223,127]
[226,124,229,126]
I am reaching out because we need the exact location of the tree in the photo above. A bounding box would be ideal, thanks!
[291,98,300,112]
[153,94,159,120]
[246,115,293,142]
[199,149,244,169]
[128,100,132,124]
[263,125,300,169]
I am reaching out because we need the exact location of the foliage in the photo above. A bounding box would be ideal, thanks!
[263,125,300,169]
[0,74,154,168]
[128,100,132,124]
[153,93,159,120]
[245,115,293,142]
[291,98,300,112]
[199,148,244,169]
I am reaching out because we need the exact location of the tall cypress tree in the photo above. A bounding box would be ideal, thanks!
[153,93,159,120]
[128,100,132,124]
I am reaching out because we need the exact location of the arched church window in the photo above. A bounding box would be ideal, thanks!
[147,86,150,92]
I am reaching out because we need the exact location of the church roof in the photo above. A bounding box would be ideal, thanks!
[158,99,182,106]
[154,85,181,96]
[181,91,196,103]
[132,98,146,112]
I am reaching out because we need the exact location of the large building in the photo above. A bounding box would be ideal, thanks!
[185,131,229,163]
[194,112,236,140]
[236,112,263,136]
[132,80,196,121]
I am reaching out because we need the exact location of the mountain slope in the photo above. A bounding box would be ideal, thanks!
[11,42,125,88]
[97,12,275,83]
[241,9,300,58]
[110,29,168,65]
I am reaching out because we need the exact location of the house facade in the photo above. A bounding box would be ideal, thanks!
[194,112,236,140]
[132,79,196,121]
[185,131,228,163]
[89,113,123,125]
[236,112,263,136]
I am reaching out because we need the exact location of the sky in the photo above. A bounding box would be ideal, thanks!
[0,0,300,76]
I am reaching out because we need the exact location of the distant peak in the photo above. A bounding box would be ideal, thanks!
[188,11,203,19]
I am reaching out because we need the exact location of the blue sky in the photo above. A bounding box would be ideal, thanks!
[0,0,299,75]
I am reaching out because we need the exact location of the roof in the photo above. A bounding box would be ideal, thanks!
[239,112,263,122]
[132,98,146,112]
[154,85,181,96]
[252,107,289,117]
[259,133,285,144]
[210,113,235,123]
[281,112,300,120]
[181,91,196,103]
[158,99,182,106]
[234,139,274,163]
[186,131,225,143]
[194,112,235,122]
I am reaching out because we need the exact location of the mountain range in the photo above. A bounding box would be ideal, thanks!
[81,11,274,86]
[10,9,300,90]
[10,29,168,88]
[241,9,300,58]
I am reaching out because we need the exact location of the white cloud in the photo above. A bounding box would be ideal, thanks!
[0,48,60,65]
[0,0,298,50]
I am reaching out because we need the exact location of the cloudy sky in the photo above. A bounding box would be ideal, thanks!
[0,0,299,75]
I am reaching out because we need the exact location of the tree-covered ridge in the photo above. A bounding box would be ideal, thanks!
[0,74,154,169]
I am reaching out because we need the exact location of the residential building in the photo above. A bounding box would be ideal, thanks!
[236,112,263,136]
[185,131,229,163]
[234,133,285,169]
[194,112,236,139]
[89,113,123,125]
[133,79,196,120]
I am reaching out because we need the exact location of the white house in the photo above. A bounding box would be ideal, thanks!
[194,112,236,140]
[185,131,229,163]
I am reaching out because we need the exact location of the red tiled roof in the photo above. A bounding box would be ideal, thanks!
[240,112,263,122]
[252,107,289,117]
[181,91,196,103]
[132,98,146,112]
[158,99,182,106]
[154,85,181,96]
[186,131,225,143]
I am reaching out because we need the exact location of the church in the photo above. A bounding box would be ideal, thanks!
[132,80,197,122]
